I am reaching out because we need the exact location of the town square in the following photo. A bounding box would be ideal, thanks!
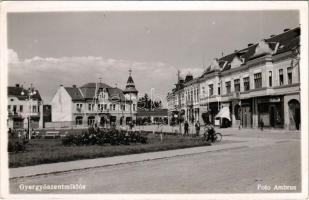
[2,3,308,198]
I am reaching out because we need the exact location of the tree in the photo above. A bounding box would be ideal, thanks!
[137,93,162,110]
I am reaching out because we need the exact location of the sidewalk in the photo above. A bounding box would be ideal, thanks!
[135,125,301,135]
[10,141,249,179]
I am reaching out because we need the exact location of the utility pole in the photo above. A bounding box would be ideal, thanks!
[177,70,182,134]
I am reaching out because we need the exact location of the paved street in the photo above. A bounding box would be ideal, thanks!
[9,128,301,194]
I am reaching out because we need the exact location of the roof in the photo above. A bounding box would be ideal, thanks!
[81,82,112,89]
[219,27,300,72]
[8,86,42,101]
[124,75,138,94]
[79,82,111,99]
[64,87,84,101]
[64,82,127,102]
[137,109,168,117]
[108,87,126,102]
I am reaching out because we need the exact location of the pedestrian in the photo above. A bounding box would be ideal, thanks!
[195,121,200,137]
[184,121,189,136]
[260,119,264,131]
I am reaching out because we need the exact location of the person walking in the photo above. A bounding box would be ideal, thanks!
[260,119,264,131]
[195,121,201,137]
[184,121,189,136]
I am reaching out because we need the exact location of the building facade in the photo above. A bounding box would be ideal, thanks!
[50,71,138,128]
[7,84,43,129]
[167,27,301,130]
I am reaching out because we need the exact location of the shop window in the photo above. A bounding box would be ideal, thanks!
[209,84,213,96]
[279,69,284,85]
[234,79,240,92]
[254,73,262,89]
[243,77,250,91]
[269,71,272,87]
[225,81,231,94]
[287,67,292,84]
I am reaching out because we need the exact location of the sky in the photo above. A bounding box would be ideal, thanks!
[7,11,299,106]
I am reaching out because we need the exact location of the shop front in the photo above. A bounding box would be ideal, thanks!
[240,99,252,128]
[257,96,284,128]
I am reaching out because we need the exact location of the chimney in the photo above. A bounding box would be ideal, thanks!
[270,34,276,37]
[15,84,20,88]
[72,85,76,88]
[60,84,63,87]
[284,28,290,32]
[234,50,238,53]
[248,43,253,47]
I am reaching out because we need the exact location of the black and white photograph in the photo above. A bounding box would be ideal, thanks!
[0,1,308,199]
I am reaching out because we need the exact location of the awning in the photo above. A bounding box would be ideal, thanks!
[215,107,231,121]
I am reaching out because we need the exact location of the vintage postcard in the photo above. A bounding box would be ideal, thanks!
[0,1,308,199]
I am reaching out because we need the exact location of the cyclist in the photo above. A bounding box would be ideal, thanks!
[205,123,215,142]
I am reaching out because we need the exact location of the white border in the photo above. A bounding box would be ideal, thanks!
[0,1,308,200]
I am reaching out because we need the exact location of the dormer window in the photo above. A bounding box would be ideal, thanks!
[254,40,273,57]
[231,56,243,69]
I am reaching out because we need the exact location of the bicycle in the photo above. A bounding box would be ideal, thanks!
[201,127,223,143]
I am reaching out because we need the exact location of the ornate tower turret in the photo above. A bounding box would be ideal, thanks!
[124,69,138,95]
[124,69,138,123]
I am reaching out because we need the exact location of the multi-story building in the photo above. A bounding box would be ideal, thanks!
[183,74,200,124]
[7,84,43,129]
[50,71,138,128]
[167,27,301,130]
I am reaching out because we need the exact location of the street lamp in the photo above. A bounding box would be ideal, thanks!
[21,84,37,140]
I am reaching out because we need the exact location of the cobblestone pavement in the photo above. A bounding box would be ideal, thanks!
[9,127,302,194]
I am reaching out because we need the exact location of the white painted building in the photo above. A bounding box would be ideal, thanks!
[7,84,43,129]
[50,71,138,128]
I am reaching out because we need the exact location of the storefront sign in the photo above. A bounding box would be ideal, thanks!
[258,97,281,103]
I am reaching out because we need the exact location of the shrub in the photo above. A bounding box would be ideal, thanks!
[61,128,148,146]
[8,139,27,153]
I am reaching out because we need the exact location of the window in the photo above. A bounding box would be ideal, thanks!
[279,69,284,85]
[287,67,293,84]
[13,105,17,114]
[218,83,221,95]
[254,73,262,89]
[88,104,94,111]
[76,104,82,112]
[133,104,136,111]
[20,105,23,112]
[8,105,11,111]
[104,104,107,110]
[76,117,83,125]
[234,79,240,92]
[225,81,231,94]
[33,105,37,113]
[113,104,116,111]
[196,88,199,102]
[269,71,272,87]
[243,77,250,91]
[209,84,214,96]
[202,86,205,94]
